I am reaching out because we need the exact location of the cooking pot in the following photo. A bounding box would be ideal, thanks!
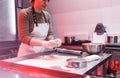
[82,43,105,54]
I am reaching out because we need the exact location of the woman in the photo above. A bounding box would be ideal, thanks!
[17,0,61,57]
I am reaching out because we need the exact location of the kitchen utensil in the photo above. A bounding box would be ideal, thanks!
[54,48,83,56]
[107,36,113,43]
[114,36,118,43]
[66,58,87,68]
[64,36,71,45]
[82,43,105,54]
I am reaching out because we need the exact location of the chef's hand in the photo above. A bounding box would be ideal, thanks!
[49,38,62,48]
[42,38,62,48]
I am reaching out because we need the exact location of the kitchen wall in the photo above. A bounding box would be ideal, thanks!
[0,0,19,48]
[47,0,120,41]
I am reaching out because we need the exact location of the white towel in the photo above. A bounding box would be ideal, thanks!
[83,55,101,62]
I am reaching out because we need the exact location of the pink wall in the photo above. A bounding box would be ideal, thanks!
[48,0,120,41]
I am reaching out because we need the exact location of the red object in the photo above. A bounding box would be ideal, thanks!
[0,61,86,78]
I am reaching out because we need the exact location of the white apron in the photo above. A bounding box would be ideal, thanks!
[92,32,107,43]
[17,23,49,57]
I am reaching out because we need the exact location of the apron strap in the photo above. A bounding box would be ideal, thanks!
[32,7,48,27]
[41,11,48,23]
[32,7,38,26]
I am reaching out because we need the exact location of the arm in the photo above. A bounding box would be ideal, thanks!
[45,11,54,40]
[18,9,61,48]
[18,9,43,46]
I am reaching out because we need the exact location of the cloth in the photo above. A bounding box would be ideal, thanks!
[18,7,54,45]
[83,55,101,62]
[92,33,107,43]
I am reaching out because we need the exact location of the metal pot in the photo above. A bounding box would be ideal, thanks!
[64,36,71,45]
[82,43,105,54]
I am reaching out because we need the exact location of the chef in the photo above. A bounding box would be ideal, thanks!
[92,23,107,43]
[17,0,61,57]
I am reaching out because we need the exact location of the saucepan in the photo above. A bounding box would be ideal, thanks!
[82,43,105,54]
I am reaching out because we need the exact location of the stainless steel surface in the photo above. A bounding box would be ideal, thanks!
[82,43,105,54]
[54,48,83,56]
[0,69,32,78]
[0,0,17,41]
[4,51,111,76]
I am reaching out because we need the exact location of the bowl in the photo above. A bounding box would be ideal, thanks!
[82,43,105,54]
[66,58,87,68]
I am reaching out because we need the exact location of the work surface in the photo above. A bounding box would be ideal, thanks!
[1,50,112,78]
[14,54,111,75]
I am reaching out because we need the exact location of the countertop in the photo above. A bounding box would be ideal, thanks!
[0,52,86,78]
[1,50,112,78]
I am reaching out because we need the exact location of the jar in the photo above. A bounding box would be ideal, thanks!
[107,36,114,43]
